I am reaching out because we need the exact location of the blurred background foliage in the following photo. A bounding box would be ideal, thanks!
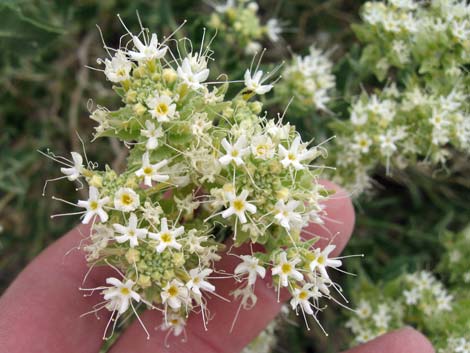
[1,0,470,352]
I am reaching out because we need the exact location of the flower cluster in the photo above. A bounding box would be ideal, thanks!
[438,225,470,287]
[346,271,454,346]
[402,271,453,315]
[330,84,470,193]
[45,19,350,341]
[439,335,470,353]
[275,45,335,113]
[207,0,283,55]
[354,0,470,82]
[328,0,470,194]
[345,298,403,344]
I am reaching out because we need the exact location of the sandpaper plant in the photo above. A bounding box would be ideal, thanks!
[42,18,350,341]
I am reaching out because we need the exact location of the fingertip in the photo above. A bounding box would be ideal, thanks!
[343,327,435,353]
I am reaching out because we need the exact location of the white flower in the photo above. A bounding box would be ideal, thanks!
[266,18,282,42]
[352,133,372,154]
[128,33,168,61]
[378,131,399,157]
[146,94,176,122]
[266,120,291,140]
[212,0,235,13]
[114,187,140,212]
[429,108,450,129]
[451,20,470,42]
[312,274,331,296]
[219,136,250,166]
[278,136,316,170]
[234,255,266,285]
[290,283,320,315]
[356,329,374,344]
[113,213,148,248]
[309,244,342,280]
[356,300,372,319]
[363,3,386,25]
[350,109,368,126]
[60,152,84,181]
[77,186,109,224]
[177,56,210,89]
[103,50,132,82]
[403,288,421,305]
[221,189,257,224]
[271,251,303,287]
[186,268,215,297]
[135,152,169,187]
[141,120,164,150]
[244,69,273,95]
[463,271,470,283]
[102,277,141,314]
[245,41,262,56]
[436,292,453,312]
[389,0,417,10]
[392,40,410,64]
[367,96,395,123]
[161,279,189,310]
[161,312,186,337]
[250,134,275,159]
[372,304,390,329]
[148,217,183,253]
[191,113,211,137]
[274,199,304,230]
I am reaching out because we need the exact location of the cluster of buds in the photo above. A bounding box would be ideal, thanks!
[45,19,350,341]
[207,0,283,55]
[275,45,335,113]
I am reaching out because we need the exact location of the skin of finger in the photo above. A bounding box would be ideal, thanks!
[343,327,435,353]
[0,224,114,353]
[110,181,355,353]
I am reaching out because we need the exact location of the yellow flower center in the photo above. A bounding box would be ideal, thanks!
[156,103,169,115]
[318,255,325,265]
[161,232,172,243]
[233,199,245,212]
[281,263,292,274]
[298,290,308,300]
[143,166,153,175]
[256,144,267,156]
[90,201,98,210]
[120,287,130,295]
[288,153,296,161]
[168,285,178,297]
[121,193,133,205]
[117,68,126,77]
[171,319,179,325]
[231,150,239,157]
